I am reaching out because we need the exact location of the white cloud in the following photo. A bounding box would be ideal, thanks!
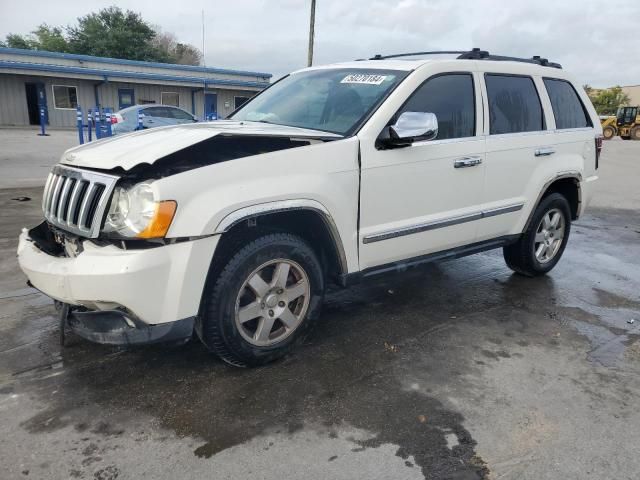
[0,0,637,86]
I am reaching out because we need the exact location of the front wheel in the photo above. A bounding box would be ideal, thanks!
[503,193,571,276]
[602,125,616,140]
[199,233,325,367]
[631,127,640,141]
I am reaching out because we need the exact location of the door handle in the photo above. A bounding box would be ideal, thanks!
[535,147,555,157]
[454,156,482,168]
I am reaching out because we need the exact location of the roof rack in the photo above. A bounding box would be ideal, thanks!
[367,48,562,69]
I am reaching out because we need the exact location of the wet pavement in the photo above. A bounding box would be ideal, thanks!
[0,139,639,480]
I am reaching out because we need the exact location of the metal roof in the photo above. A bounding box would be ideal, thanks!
[0,59,271,89]
[0,47,272,78]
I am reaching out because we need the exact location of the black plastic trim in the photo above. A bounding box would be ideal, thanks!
[67,309,194,345]
[339,235,520,286]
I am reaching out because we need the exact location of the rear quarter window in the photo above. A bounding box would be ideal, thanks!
[485,74,545,135]
[543,78,592,129]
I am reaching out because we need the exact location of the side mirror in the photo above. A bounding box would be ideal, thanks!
[380,112,438,148]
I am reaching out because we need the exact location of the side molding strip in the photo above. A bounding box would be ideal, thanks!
[362,203,524,244]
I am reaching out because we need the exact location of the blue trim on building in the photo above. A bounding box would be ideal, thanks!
[0,60,270,89]
[0,47,272,79]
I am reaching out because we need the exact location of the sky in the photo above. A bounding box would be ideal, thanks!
[0,0,638,87]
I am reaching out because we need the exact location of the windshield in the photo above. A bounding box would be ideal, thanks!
[231,68,408,135]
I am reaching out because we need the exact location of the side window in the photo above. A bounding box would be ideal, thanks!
[170,108,195,121]
[543,78,592,129]
[144,107,173,118]
[485,74,544,134]
[397,73,475,140]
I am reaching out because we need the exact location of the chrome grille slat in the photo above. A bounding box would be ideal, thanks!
[42,165,119,238]
[66,180,84,227]
[49,175,65,218]
[42,173,54,213]
[57,177,73,221]
[78,183,98,231]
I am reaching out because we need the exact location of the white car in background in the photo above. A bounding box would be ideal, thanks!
[18,49,602,366]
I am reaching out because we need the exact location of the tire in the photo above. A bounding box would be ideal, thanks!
[503,193,571,277]
[602,125,616,140]
[199,233,325,367]
[631,127,640,141]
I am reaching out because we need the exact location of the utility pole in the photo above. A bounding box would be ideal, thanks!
[307,0,316,67]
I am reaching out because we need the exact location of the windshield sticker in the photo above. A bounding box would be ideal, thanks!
[341,74,388,85]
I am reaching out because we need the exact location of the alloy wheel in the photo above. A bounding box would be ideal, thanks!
[534,208,565,264]
[234,259,311,346]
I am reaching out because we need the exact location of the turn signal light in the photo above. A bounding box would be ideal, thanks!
[137,201,177,239]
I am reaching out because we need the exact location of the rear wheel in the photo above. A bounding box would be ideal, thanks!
[631,127,640,141]
[503,193,571,276]
[602,125,616,140]
[199,233,324,367]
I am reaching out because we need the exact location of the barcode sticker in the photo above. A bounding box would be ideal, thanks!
[341,74,387,85]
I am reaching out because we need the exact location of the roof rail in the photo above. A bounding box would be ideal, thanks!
[367,48,562,69]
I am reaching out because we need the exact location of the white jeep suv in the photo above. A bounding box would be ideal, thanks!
[18,49,602,366]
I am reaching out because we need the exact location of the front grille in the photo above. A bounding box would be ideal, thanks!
[42,165,119,238]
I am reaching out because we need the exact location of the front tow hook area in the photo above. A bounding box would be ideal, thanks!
[54,302,195,347]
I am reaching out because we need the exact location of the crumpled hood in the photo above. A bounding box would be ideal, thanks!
[60,121,341,171]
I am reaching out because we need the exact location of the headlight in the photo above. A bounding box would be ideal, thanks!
[104,182,177,238]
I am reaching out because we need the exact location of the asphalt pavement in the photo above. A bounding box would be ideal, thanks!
[0,132,639,480]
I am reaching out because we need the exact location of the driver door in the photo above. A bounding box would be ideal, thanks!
[358,71,486,270]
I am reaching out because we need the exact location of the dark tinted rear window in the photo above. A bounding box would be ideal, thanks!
[543,78,591,129]
[399,73,475,140]
[485,74,544,134]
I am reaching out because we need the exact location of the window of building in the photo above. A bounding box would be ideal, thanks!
[543,78,591,129]
[234,96,251,110]
[485,74,544,135]
[52,85,78,109]
[396,73,475,140]
[161,92,179,107]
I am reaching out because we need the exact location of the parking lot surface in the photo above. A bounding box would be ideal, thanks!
[0,136,639,480]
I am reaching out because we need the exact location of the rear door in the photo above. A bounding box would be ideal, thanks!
[476,73,552,242]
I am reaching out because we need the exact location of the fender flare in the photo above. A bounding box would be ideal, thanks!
[523,171,582,232]
[215,199,349,275]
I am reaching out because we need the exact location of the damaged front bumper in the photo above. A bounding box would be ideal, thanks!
[18,222,220,344]
[66,309,195,345]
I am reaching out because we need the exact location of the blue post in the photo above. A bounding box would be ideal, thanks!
[87,109,93,142]
[137,109,144,130]
[94,109,101,139]
[104,108,113,137]
[37,106,49,136]
[76,106,84,145]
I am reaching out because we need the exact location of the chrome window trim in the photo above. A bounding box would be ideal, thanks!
[487,130,552,140]
[42,164,119,238]
[363,203,524,244]
[553,127,594,133]
[411,135,484,147]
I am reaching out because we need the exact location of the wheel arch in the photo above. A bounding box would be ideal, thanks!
[214,200,349,283]
[523,173,582,232]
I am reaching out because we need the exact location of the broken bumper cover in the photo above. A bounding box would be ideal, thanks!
[67,309,195,345]
[17,225,219,327]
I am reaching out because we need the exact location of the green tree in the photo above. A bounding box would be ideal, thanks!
[588,86,630,116]
[4,33,31,49]
[3,24,70,51]
[32,24,70,52]
[2,7,202,65]
[67,7,159,61]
